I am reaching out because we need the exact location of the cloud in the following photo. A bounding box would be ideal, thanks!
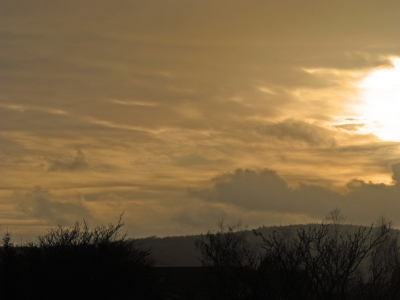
[47,149,88,172]
[334,123,365,131]
[111,99,157,107]
[391,162,400,184]
[191,167,400,224]
[15,186,92,225]
[256,119,337,147]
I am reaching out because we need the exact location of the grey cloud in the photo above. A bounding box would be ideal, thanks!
[47,149,88,172]
[15,186,92,225]
[192,169,291,211]
[257,119,337,147]
[192,167,400,224]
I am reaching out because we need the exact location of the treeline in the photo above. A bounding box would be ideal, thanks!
[1,211,399,300]
[0,215,158,300]
[196,211,400,300]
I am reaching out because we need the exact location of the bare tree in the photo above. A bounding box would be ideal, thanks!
[363,217,400,300]
[325,208,347,240]
[195,220,261,300]
[254,220,392,300]
[197,214,396,300]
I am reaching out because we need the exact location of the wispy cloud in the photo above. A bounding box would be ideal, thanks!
[256,119,337,147]
[47,149,89,172]
[111,99,157,107]
[334,123,365,131]
[0,103,69,116]
[15,186,92,225]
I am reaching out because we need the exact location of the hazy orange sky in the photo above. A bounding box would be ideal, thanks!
[1,0,399,240]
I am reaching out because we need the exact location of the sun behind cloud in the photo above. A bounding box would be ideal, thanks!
[356,57,400,142]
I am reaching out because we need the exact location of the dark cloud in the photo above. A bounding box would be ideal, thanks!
[192,167,400,224]
[47,149,88,172]
[210,169,291,209]
[256,119,337,147]
[15,186,91,225]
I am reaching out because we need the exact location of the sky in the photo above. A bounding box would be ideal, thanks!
[1,0,400,240]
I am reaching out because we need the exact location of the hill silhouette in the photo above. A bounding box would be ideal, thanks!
[135,223,389,267]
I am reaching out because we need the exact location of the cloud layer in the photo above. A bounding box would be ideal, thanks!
[1,0,399,238]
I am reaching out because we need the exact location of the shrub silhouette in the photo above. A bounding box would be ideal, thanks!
[0,215,155,300]
[196,212,399,300]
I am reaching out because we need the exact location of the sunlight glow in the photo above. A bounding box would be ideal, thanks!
[357,57,400,141]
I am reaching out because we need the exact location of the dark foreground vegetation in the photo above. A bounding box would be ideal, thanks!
[0,215,157,300]
[1,210,399,300]
[196,211,400,300]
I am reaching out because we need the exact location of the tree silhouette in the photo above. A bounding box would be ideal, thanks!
[195,221,261,300]
[363,217,400,300]
[0,215,155,300]
[255,222,391,299]
[196,211,398,300]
